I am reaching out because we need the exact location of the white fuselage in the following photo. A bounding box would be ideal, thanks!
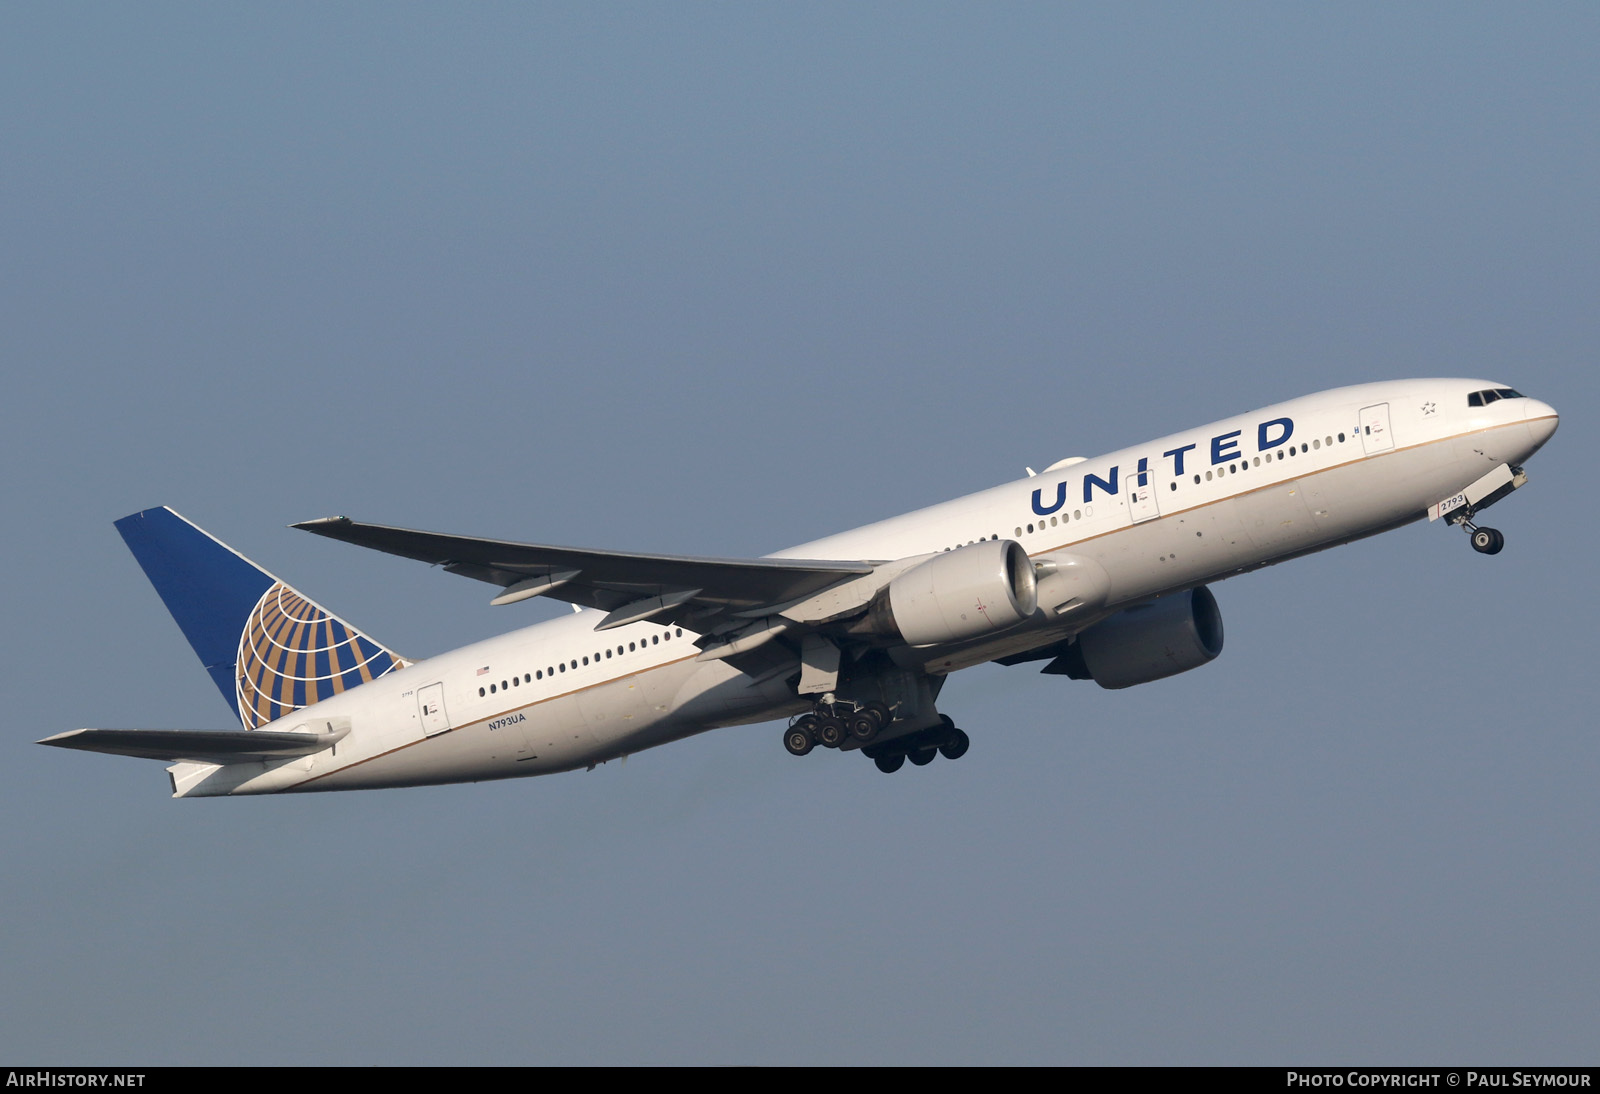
[170,379,1558,797]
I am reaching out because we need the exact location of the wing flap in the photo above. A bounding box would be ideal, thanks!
[39,727,349,764]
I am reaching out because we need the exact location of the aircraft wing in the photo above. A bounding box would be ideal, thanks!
[293,517,876,632]
[39,726,349,764]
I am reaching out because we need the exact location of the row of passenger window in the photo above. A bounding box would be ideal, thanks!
[1009,432,1352,536]
[951,427,1360,549]
[1187,432,1348,485]
[478,627,686,697]
[1015,509,1090,537]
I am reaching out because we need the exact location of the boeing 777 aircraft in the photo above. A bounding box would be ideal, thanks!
[43,380,1558,796]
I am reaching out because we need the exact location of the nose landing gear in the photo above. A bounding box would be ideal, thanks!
[1453,507,1505,555]
[1469,525,1505,555]
[1435,463,1526,556]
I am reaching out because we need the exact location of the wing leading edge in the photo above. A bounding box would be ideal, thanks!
[292,517,876,632]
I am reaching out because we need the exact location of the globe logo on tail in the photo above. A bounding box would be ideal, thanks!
[235,582,402,730]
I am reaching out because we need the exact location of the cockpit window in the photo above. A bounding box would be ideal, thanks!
[1467,388,1525,407]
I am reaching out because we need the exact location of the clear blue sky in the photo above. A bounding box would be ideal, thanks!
[2,3,1595,1064]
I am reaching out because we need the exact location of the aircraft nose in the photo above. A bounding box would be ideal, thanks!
[1524,399,1559,450]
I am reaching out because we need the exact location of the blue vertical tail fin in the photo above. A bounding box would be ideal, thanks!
[115,507,408,729]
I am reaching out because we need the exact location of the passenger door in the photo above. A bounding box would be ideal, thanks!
[417,682,452,737]
[1127,461,1162,524]
[1359,403,1395,455]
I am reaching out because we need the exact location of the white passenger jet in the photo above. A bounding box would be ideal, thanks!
[43,380,1558,796]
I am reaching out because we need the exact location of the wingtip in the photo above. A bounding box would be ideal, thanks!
[291,516,352,531]
[38,729,89,747]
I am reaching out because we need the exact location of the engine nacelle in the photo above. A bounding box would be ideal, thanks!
[864,540,1038,647]
[1058,586,1224,689]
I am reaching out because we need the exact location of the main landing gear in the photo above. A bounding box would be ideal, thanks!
[782,664,962,773]
[782,699,892,757]
[864,716,970,774]
[782,700,969,772]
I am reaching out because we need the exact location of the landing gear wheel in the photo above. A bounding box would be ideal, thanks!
[783,726,814,756]
[815,715,846,748]
[846,712,879,743]
[939,728,970,761]
[1471,527,1505,555]
[874,754,905,774]
[908,746,937,767]
[861,702,893,730]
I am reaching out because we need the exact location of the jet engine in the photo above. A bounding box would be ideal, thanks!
[1050,586,1224,689]
[858,539,1038,647]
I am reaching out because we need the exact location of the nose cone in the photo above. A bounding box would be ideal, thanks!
[1524,399,1559,451]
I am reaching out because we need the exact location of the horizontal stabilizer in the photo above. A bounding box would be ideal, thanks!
[39,726,349,764]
